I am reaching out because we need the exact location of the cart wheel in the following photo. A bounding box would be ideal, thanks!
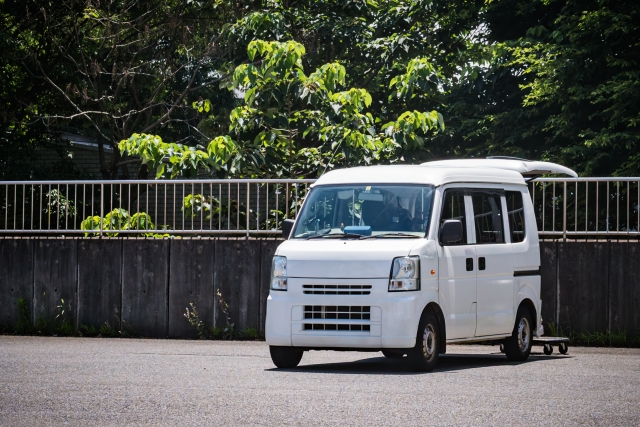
[499,344,505,353]
[559,342,568,354]
[543,344,553,355]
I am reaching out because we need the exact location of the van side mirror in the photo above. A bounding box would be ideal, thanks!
[282,219,295,239]
[440,220,463,245]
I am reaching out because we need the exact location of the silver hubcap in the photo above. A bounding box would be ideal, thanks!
[422,324,436,361]
[517,317,531,352]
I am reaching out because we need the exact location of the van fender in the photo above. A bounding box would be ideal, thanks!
[420,290,447,354]
[515,279,541,334]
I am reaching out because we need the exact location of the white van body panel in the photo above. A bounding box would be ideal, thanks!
[437,244,477,339]
[265,162,571,351]
[283,239,420,279]
[514,185,541,271]
[516,277,543,332]
[267,238,440,349]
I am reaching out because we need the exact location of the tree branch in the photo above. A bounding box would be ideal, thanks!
[36,61,111,144]
[140,61,203,134]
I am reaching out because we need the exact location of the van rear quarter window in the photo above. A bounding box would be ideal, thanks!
[506,191,526,243]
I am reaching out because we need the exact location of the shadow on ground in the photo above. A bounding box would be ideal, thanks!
[268,351,571,375]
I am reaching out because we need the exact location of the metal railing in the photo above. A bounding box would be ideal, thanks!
[1,177,638,238]
[529,178,640,238]
[0,179,314,236]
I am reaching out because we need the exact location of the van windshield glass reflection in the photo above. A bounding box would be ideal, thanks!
[291,185,435,238]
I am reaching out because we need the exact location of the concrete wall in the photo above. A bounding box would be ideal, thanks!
[0,238,281,337]
[1,238,638,337]
[540,241,640,334]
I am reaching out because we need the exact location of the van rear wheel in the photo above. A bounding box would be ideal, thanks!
[408,313,440,372]
[504,306,533,361]
[269,346,303,369]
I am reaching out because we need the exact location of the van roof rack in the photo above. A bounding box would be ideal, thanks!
[486,156,531,161]
[421,158,578,178]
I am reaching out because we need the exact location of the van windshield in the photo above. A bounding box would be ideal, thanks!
[291,184,435,239]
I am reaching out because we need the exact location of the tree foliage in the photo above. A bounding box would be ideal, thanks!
[437,0,640,176]
[120,40,444,178]
[2,0,244,179]
[2,0,638,178]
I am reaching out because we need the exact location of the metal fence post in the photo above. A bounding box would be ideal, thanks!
[563,181,567,241]
[99,183,104,237]
[246,182,250,239]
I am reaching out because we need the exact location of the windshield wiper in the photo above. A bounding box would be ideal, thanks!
[360,232,421,239]
[306,232,366,240]
[295,229,331,239]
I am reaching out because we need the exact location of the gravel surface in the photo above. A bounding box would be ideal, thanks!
[1,336,639,426]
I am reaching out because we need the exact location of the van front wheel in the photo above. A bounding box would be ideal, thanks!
[504,307,533,361]
[269,346,303,369]
[409,314,440,372]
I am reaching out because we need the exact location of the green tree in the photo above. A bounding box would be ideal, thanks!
[0,1,87,180]
[226,0,483,164]
[3,0,483,179]
[7,0,636,180]
[8,0,249,179]
[433,0,640,176]
[120,40,444,178]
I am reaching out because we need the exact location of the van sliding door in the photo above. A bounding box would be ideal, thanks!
[470,190,515,337]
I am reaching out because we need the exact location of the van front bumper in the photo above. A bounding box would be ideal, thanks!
[265,278,426,349]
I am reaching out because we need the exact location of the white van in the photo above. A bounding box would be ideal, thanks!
[265,159,576,371]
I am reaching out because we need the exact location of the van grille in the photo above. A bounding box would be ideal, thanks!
[304,305,370,320]
[301,306,372,333]
[303,324,370,331]
[303,284,371,295]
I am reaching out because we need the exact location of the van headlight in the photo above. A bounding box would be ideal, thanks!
[389,256,420,291]
[271,256,287,291]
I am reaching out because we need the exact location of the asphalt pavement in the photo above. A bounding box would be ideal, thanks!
[1,336,639,426]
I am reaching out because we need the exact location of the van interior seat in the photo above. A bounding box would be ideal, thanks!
[361,200,388,230]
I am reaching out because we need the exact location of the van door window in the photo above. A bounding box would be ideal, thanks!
[471,192,504,244]
[505,191,526,243]
[440,190,467,244]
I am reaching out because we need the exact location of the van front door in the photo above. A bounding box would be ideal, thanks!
[438,189,477,340]
[469,190,515,337]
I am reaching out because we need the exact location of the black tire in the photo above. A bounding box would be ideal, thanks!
[408,313,440,372]
[559,342,568,355]
[543,344,553,355]
[269,346,304,369]
[504,306,533,361]
[381,350,405,359]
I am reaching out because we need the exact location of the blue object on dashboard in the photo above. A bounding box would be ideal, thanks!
[343,226,372,236]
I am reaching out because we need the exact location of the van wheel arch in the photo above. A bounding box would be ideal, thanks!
[420,303,446,354]
[517,298,537,332]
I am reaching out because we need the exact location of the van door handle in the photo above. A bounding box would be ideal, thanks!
[466,258,473,271]
[479,257,486,270]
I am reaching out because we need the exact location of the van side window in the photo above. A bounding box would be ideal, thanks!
[440,190,467,244]
[506,191,526,243]
[471,192,504,244]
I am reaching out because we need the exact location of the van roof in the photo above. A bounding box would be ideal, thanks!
[314,165,527,187]
[314,160,576,187]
